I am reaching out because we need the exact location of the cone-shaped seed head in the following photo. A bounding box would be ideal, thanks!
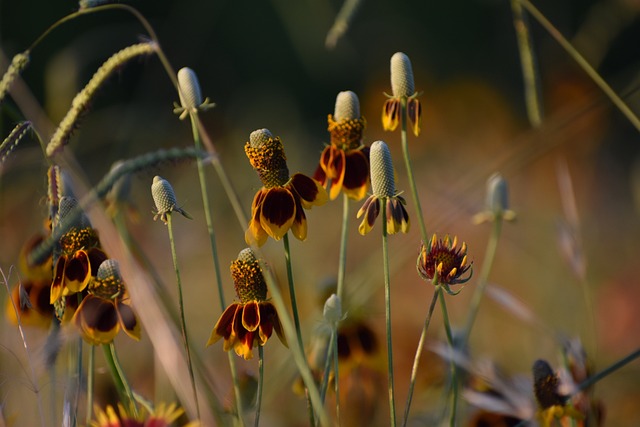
[486,172,509,213]
[245,129,289,188]
[249,128,274,149]
[231,248,268,303]
[177,67,203,110]
[57,196,89,229]
[97,259,121,281]
[390,52,415,97]
[334,91,360,121]
[323,293,342,324]
[370,140,396,198]
[152,176,177,213]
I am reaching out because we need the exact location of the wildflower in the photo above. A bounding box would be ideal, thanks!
[533,359,583,427]
[314,91,370,201]
[151,175,192,223]
[356,140,409,235]
[244,128,328,246]
[207,248,286,360]
[72,259,140,345]
[382,52,422,136]
[417,234,472,294]
[173,67,215,120]
[90,401,199,427]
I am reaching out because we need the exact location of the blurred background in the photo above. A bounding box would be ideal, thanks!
[1,0,639,425]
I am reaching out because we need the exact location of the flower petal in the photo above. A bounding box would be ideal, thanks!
[358,196,380,235]
[313,146,331,186]
[242,301,261,332]
[259,188,296,240]
[73,295,119,345]
[50,255,67,304]
[382,99,400,132]
[290,173,328,208]
[327,149,346,200]
[407,98,421,136]
[64,250,92,294]
[290,193,308,241]
[6,280,53,328]
[245,190,269,247]
[342,149,369,201]
[116,300,141,341]
[207,303,240,347]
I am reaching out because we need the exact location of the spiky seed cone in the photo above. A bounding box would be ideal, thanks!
[390,52,415,97]
[334,91,360,121]
[245,129,290,188]
[93,259,125,298]
[177,67,203,111]
[369,140,396,198]
[97,259,121,281]
[152,175,177,212]
[231,248,268,303]
[56,196,90,230]
[249,128,274,148]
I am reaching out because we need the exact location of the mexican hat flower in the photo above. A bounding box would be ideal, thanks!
[314,91,370,201]
[90,401,199,427]
[356,140,409,235]
[244,128,328,246]
[72,259,140,345]
[382,52,422,136]
[207,248,286,360]
[417,234,472,294]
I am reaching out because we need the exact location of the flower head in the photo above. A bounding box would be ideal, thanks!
[173,67,215,120]
[532,359,584,427]
[382,52,422,136]
[245,129,327,246]
[356,140,409,235]
[90,401,199,427]
[314,91,370,200]
[72,259,140,345]
[207,248,286,360]
[417,234,472,294]
[152,176,192,223]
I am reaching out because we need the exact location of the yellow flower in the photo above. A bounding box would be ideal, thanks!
[382,52,422,136]
[245,129,327,246]
[90,402,199,427]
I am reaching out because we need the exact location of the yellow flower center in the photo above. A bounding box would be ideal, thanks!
[244,137,290,188]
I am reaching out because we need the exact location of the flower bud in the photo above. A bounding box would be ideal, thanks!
[334,91,360,121]
[369,140,396,198]
[177,67,203,111]
[390,52,415,98]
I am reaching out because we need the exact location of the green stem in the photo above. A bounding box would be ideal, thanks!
[319,330,336,405]
[254,346,264,427]
[282,233,305,355]
[381,201,397,427]
[166,214,200,420]
[402,286,439,427]
[333,326,340,424]
[576,347,640,394]
[438,287,458,427]
[516,0,640,133]
[462,218,503,345]
[86,345,95,426]
[103,343,138,417]
[510,0,543,128]
[400,98,429,246]
[336,193,350,304]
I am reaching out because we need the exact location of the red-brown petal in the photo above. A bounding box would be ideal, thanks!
[116,300,141,341]
[291,173,328,208]
[342,149,369,201]
[259,188,296,240]
[207,303,240,346]
[242,301,261,332]
[73,295,119,345]
[64,250,92,294]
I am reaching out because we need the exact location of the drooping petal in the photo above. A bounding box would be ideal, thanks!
[342,149,369,201]
[87,248,108,277]
[64,250,92,294]
[6,280,53,328]
[241,301,261,332]
[73,295,120,345]
[289,191,308,241]
[313,146,331,186]
[264,302,287,347]
[407,97,421,136]
[386,198,410,234]
[207,303,240,347]
[259,188,296,240]
[19,233,53,282]
[327,149,346,200]
[116,300,141,341]
[357,196,380,235]
[245,190,269,247]
[382,99,400,131]
[51,255,67,304]
[290,173,328,208]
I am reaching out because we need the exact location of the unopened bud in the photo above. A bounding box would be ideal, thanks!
[334,91,360,121]
[369,140,396,198]
[486,173,509,213]
[390,52,415,97]
[177,67,203,111]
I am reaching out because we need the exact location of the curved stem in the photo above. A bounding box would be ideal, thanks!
[402,286,439,426]
[103,343,138,418]
[254,346,264,427]
[336,193,350,304]
[166,214,200,420]
[381,201,397,427]
[438,288,458,427]
[400,98,429,246]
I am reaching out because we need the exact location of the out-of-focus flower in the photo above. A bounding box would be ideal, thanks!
[473,173,517,224]
[314,91,369,201]
[417,234,472,294]
[90,402,199,427]
[244,128,327,246]
[382,52,421,136]
[356,140,409,235]
[207,248,286,360]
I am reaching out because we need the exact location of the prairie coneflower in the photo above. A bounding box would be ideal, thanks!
[417,234,472,294]
[207,248,286,360]
[90,402,199,427]
[356,140,409,235]
[245,128,328,246]
[382,52,422,136]
[72,259,140,345]
[314,91,370,201]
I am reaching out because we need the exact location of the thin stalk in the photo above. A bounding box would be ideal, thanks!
[254,346,264,427]
[102,343,138,418]
[402,286,439,427]
[510,0,543,128]
[438,287,458,427]
[86,345,95,426]
[319,330,337,405]
[336,193,350,304]
[381,201,397,427]
[332,327,340,424]
[516,0,640,133]
[462,218,503,345]
[166,214,200,419]
[576,347,640,394]
[188,113,244,425]
[400,98,428,246]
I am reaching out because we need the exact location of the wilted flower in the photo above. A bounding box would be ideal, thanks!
[382,52,422,136]
[207,248,286,360]
[244,128,328,246]
[314,91,370,201]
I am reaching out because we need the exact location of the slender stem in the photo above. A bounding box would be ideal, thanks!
[462,218,503,345]
[319,330,336,405]
[332,326,340,424]
[254,346,264,427]
[282,233,305,354]
[102,343,138,417]
[166,214,200,419]
[86,345,95,426]
[336,193,350,304]
[510,0,543,128]
[438,288,458,427]
[400,98,429,246]
[516,0,640,133]
[188,113,244,425]
[73,295,84,427]
[381,201,397,427]
[402,286,439,427]
[576,347,640,394]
